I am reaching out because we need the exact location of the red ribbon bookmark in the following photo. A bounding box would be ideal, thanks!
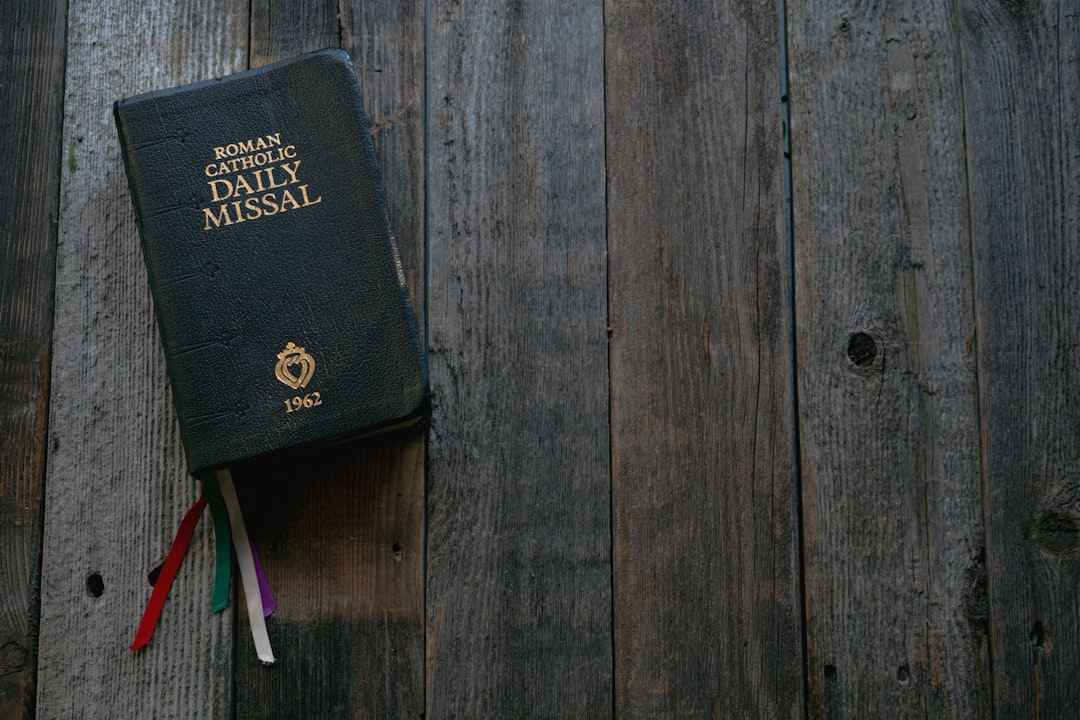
[130,493,208,651]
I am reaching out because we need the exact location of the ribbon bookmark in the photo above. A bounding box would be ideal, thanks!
[130,493,208,651]
[217,469,276,664]
[130,471,277,660]
[201,473,232,614]
[250,539,277,617]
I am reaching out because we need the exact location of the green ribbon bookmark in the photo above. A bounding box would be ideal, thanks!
[201,472,232,613]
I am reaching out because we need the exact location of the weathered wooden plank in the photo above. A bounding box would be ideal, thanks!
[233,440,424,718]
[35,3,246,717]
[0,0,66,716]
[236,2,426,717]
[787,0,991,715]
[959,2,1080,715]
[606,1,802,716]
[250,0,339,69]
[339,0,427,324]
[425,0,611,715]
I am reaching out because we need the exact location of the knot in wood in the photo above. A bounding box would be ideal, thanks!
[846,332,878,367]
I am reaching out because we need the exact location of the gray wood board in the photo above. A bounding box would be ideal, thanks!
[233,440,424,718]
[234,2,426,717]
[34,2,247,716]
[0,0,66,716]
[607,0,804,716]
[17,0,1080,717]
[788,0,992,715]
[960,1,1080,715]
[424,0,612,715]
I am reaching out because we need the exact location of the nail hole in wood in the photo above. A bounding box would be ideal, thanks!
[897,665,910,685]
[86,573,104,598]
[148,563,163,587]
[824,664,837,679]
[1031,621,1049,648]
[847,332,877,367]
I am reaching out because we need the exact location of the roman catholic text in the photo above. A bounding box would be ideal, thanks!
[202,133,323,230]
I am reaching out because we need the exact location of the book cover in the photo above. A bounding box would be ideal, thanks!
[115,49,428,476]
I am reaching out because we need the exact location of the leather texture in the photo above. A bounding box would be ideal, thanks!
[115,49,428,475]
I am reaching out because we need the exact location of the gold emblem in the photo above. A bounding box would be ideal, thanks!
[275,342,315,389]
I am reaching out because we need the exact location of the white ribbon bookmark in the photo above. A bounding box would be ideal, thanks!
[218,469,276,664]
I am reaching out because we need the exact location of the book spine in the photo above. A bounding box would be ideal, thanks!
[114,102,196,469]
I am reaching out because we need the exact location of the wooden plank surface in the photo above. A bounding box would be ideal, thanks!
[606,0,803,716]
[10,1,1080,718]
[787,0,991,715]
[959,2,1080,715]
[424,0,612,715]
[0,0,66,716]
[34,2,246,717]
[233,441,424,719]
[234,2,427,717]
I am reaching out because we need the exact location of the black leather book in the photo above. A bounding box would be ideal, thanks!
[115,49,428,475]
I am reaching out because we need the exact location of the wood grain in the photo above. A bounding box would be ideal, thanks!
[250,0,340,70]
[233,438,424,718]
[237,2,426,717]
[34,2,246,717]
[14,1,1080,717]
[787,0,991,715]
[606,0,802,716]
[424,0,611,715]
[959,1,1080,715]
[339,0,427,321]
[0,0,66,716]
